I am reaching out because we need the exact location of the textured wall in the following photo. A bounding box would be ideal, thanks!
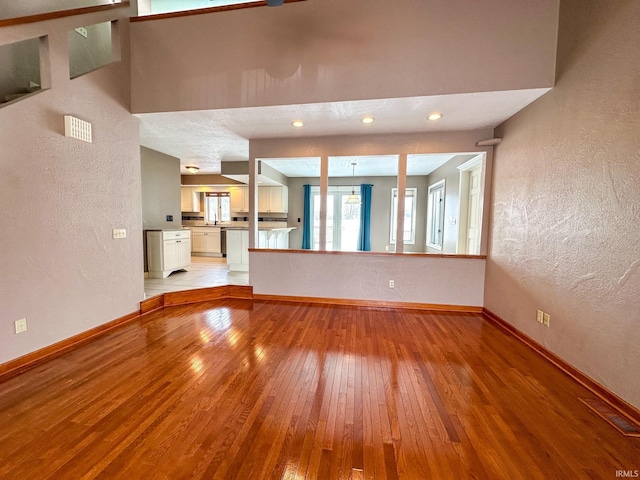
[130,0,558,113]
[0,8,142,365]
[141,146,181,230]
[486,0,640,408]
[251,251,485,307]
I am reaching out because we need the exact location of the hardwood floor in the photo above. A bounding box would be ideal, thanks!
[0,300,638,479]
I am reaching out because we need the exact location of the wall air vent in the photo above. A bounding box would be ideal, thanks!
[64,115,92,143]
[580,398,640,437]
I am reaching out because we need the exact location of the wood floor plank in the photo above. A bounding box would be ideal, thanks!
[1,299,639,479]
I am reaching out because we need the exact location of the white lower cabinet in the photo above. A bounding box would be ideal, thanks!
[226,229,249,272]
[191,227,221,256]
[147,230,191,278]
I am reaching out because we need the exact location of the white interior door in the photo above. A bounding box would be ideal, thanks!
[466,165,482,255]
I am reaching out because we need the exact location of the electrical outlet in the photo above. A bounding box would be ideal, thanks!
[389,280,395,288]
[543,313,551,327]
[15,318,27,334]
[536,310,544,324]
[112,228,127,239]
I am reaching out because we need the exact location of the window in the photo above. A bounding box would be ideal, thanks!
[390,188,417,245]
[143,0,260,16]
[427,180,445,250]
[311,187,360,251]
[205,192,230,223]
[68,21,118,79]
[0,36,48,108]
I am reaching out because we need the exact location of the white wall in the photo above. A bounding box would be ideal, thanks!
[250,251,485,307]
[0,6,142,365]
[130,0,558,113]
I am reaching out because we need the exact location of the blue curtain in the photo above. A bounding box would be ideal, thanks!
[358,184,372,251]
[302,184,312,249]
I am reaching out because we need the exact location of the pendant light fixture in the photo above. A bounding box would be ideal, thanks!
[346,162,360,204]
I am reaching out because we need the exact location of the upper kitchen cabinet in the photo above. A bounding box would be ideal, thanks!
[181,187,200,212]
[230,186,248,213]
[258,186,288,213]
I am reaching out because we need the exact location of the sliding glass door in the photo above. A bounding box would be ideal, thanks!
[312,189,360,251]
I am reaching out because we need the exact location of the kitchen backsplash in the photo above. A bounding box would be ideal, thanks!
[182,215,288,227]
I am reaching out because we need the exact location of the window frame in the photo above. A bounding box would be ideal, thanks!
[426,179,446,250]
[390,187,417,245]
[205,192,230,224]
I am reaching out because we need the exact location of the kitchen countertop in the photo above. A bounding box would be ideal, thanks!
[224,227,297,231]
[184,224,296,231]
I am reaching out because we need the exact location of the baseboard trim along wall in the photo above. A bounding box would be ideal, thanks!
[253,293,483,313]
[0,285,254,382]
[140,285,253,314]
[482,307,640,430]
[0,311,140,381]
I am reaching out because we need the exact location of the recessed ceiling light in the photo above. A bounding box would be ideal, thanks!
[361,116,375,124]
[185,165,199,174]
[291,120,304,128]
[428,113,443,121]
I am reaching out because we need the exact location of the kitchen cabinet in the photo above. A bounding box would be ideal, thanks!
[191,227,221,256]
[230,186,248,213]
[230,186,288,213]
[226,229,249,271]
[258,186,288,213]
[181,187,201,212]
[146,230,191,278]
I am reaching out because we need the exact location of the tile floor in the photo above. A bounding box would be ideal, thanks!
[144,256,249,298]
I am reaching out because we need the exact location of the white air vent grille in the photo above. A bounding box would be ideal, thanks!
[64,115,92,143]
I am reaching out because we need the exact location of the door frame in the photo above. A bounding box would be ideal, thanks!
[456,154,485,254]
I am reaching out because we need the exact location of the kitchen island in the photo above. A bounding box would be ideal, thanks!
[226,227,296,272]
